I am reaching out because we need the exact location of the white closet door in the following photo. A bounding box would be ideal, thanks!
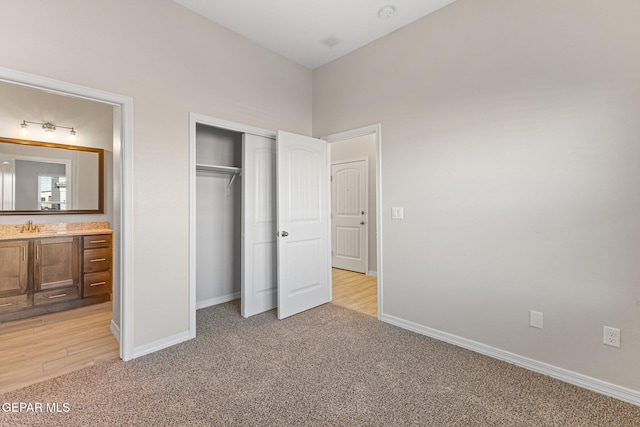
[241,134,277,318]
[276,130,331,319]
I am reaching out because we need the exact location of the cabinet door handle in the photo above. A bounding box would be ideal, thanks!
[36,246,39,260]
[0,302,12,307]
[90,240,106,244]
[90,258,107,262]
[89,282,106,287]
[23,247,26,261]
[48,293,67,299]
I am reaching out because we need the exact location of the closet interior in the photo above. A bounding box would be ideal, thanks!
[195,124,244,309]
[194,122,331,320]
[195,123,278,316]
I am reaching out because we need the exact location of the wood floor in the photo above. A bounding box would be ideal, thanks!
[0,301,119,394]
[331,268,378,317]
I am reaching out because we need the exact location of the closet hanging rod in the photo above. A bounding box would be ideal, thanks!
[195,164,241,175]
[196,164,241,196]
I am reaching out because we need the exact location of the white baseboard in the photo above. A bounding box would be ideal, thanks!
[132,330,192,359]
[367,270,377,277]
[196,292,240,310]
[381,313,640,407]
[110,320,121,343]
[130,293,240,360]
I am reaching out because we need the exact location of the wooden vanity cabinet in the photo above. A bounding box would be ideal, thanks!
[82,234,113,298]
[33,237,81,307]
[0,232,112,322]
[0,240,31,314]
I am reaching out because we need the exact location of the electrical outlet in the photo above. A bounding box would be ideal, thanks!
[603,326,621,348]
[391,207,404,220]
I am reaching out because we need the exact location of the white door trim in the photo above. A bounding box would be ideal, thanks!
[0,66,135,361]
[188,113,275,335]
[322,124,383,320]
[331,156,368,274]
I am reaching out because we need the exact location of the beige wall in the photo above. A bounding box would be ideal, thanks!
[0,82,114,151]
[314,0,640,391]
[0,0,312,348]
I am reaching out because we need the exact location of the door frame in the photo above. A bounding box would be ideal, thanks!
[330,157,369,274]
[322,124,383,319]
[0,66,135,360]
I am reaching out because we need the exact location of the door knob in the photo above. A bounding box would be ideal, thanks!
[360,221,365,225]
[281,231,289,237]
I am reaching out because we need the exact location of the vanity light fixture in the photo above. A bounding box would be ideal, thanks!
[20,120,77,142]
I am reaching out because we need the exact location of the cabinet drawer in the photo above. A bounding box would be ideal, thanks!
[34,286,79,306]
[83,271,112,297]
[83,234,112,249]
[83,248,112,273]
[0,294,32,314]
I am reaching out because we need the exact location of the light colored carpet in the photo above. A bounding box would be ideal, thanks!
[1,301,638,426]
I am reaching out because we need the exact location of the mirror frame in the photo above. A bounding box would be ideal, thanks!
[0,136,104,215]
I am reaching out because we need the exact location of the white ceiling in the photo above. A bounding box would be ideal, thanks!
[172,0,457,70]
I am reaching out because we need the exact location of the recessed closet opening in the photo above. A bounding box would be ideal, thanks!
[190,113,337,329]
[195,124,244,311]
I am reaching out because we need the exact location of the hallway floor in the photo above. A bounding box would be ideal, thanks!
[331,268,377,317]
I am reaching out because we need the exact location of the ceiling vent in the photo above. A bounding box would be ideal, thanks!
[319,35,342,49]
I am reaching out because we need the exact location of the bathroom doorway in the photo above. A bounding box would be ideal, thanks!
[0,68,134,391]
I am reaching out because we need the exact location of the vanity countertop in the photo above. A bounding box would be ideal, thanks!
[0,222,112,241]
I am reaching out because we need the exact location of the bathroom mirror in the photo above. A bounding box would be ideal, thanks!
[0,137,104,214]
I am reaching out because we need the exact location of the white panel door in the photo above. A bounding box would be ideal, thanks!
[241,134,277,318]
[276,130,331,319]
[331,160,367,273]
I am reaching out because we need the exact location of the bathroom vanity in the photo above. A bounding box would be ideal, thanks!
[0,222,113,322]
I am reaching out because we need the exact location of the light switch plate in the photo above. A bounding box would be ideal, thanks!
[391,207,404,220]
[529,310,543,329]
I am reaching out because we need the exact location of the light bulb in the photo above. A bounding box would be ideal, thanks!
[69,128,77,142]
[42,122,56,139]
[20,121,28,136]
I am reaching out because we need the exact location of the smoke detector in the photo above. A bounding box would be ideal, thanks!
[378,5,396,19]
